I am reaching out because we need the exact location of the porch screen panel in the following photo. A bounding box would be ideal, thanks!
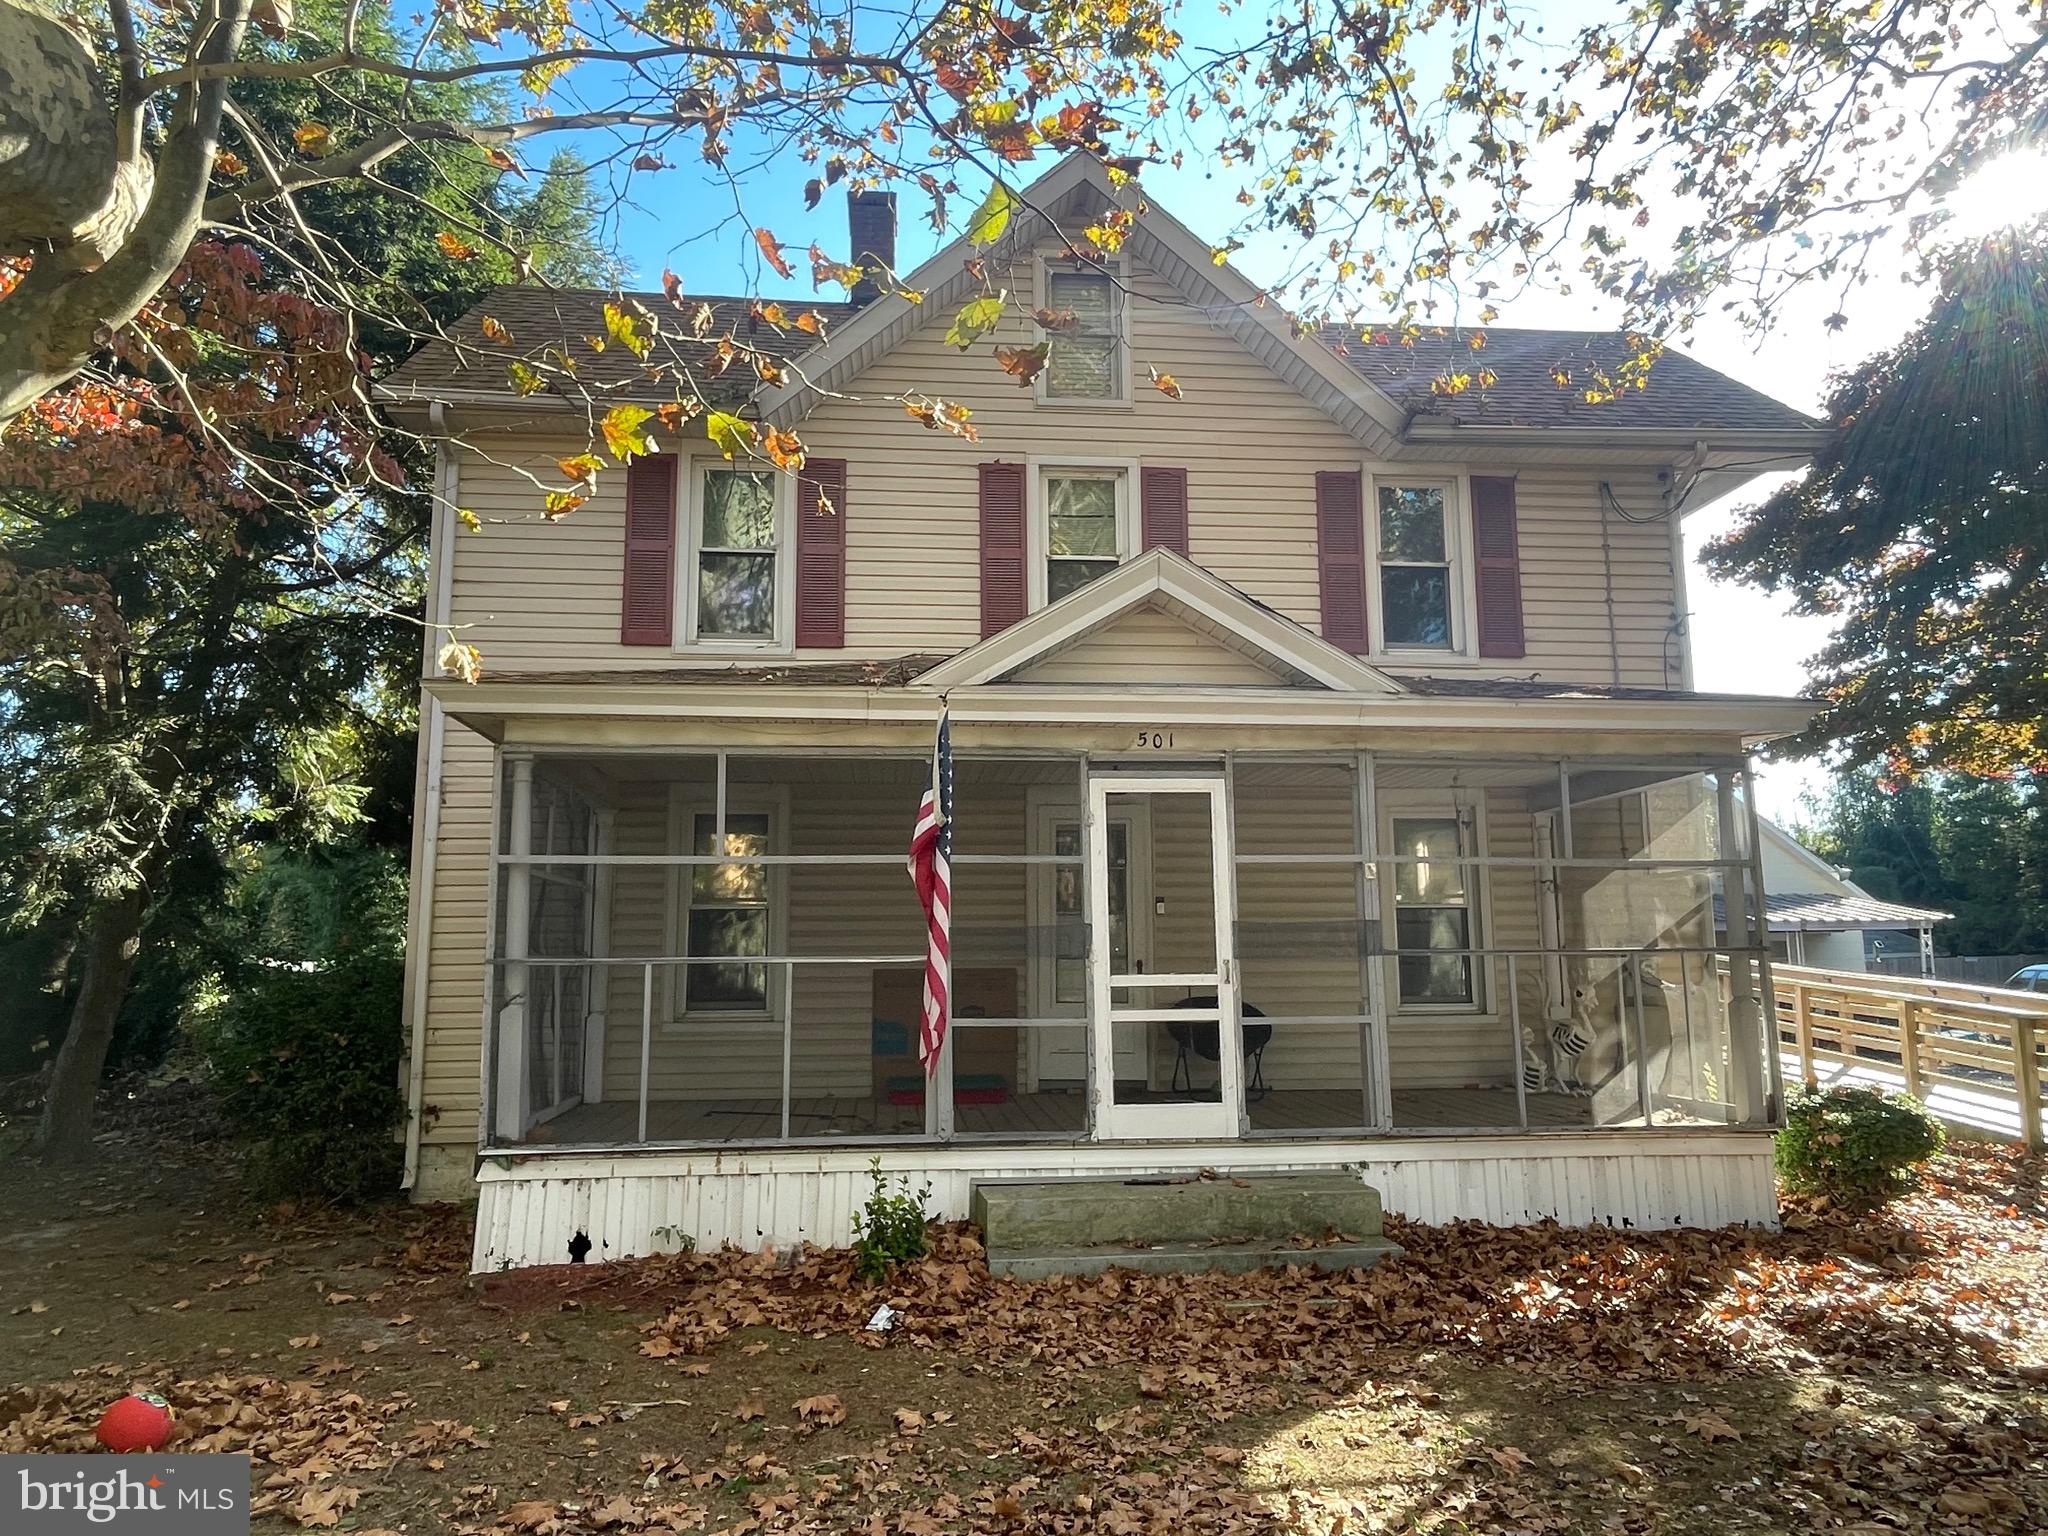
[950,757,1090,1139]
[764,757,929,1141]
[1231,762,1373,1132]
[488,760,599,1145]
[1556,773,1751,1127]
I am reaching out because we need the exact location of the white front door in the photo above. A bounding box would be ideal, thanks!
[1090,775,1240,1140]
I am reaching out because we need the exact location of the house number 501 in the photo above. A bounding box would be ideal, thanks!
[1135,730,1175,749]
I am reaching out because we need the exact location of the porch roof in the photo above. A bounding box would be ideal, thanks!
[425,659,1814,744]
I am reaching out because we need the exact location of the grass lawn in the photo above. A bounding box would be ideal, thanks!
[3,1085,2044,1535]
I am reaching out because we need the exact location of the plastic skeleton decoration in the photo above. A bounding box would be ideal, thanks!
[1520,1012,1596,1095]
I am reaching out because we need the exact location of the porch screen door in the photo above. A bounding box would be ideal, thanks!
[1089,775,1240,1140]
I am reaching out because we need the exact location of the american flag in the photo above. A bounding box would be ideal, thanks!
[906,708,953,1076]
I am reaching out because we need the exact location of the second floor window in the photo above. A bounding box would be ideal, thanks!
[1043,269,1124,401]
[1375,483,1456,649]
[1043,470,1128,601]
[694,466,779,641]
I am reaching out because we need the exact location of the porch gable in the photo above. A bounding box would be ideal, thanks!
[914,548,1405,694]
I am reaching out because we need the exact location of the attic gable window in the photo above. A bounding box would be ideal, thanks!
[1041,267,1126,402]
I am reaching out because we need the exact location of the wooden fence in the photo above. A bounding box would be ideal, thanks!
[1772,963,2048,1149]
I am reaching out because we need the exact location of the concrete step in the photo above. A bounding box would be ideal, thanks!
[971,1172,1394,1278]
[987,1235,1402,1280]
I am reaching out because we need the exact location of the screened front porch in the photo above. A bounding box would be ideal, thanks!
[483,747,1782,1153]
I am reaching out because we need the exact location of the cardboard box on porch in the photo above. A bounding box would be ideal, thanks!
[872,968,1018,1103]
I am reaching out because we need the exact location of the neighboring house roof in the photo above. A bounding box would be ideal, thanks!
[1320,326,1819,433]
[380,152,1822,447]
[1713,891,1953,933]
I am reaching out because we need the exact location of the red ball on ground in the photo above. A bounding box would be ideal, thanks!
[96,1392,173,1452]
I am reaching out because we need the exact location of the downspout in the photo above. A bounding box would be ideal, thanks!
[1662,441,1708,691]
[401,411,457,1191]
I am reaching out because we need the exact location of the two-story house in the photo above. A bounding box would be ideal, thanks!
[381,155,1825,1269]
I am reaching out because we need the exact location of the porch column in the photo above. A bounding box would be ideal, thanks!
[582,805,616,1103]
[495,757,535,1141]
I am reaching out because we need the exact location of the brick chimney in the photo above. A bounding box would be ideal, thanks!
[848,189,897,305]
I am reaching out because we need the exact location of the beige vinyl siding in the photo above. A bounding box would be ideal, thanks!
[1490,469,1678,688]
[1014,606,1288,685]
[418,723,494,1151]
[438,255,1683,686]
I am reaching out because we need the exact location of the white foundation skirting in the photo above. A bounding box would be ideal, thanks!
[469,1132,1780,1271]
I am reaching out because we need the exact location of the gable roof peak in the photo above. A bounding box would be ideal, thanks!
[914,548,1405,694]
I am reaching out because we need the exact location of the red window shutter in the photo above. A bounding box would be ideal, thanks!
[1139,466,1190,555]
[978,461,1028,637]
[621,453,677,646]
[1470,475,1526,659]
[795,458,847,647]
[1315,469,1369,654]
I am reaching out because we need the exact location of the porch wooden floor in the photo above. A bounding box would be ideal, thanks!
[518,1086,1594,1147]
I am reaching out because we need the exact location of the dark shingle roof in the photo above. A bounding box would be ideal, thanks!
[384,285,1819,435]
[379,288,857,405]
[475,656,948,688]
[1398,674,1807,705]
[1318,325,1820,432]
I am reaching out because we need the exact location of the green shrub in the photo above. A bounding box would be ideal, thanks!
[852,1158,932,1282]
[1776,1085,1946,1205]
[199,951,405,1202]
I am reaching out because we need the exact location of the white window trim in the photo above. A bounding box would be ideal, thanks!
[1362,468,1480,662]
[1033,252,1135,409]
[1026,455,1141,612]
[662,784,790,1027]
[677,458,795,653]
[1379,788,1495,1018]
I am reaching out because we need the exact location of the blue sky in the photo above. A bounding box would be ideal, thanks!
[531,26,2048,824]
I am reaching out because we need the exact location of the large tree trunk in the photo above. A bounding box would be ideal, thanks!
[32,885,149,1162]
[0,0,251,426]
[0,2,148,262]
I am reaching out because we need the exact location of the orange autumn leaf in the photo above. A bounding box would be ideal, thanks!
[754,228,795,279]
[994,342,1049,386]
[760,426,805,471]
[435,231,476,261]
[479,315,512,344]
[1148,366,1183,401]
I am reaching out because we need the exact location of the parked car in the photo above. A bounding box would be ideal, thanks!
[2005,965,2048,994]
